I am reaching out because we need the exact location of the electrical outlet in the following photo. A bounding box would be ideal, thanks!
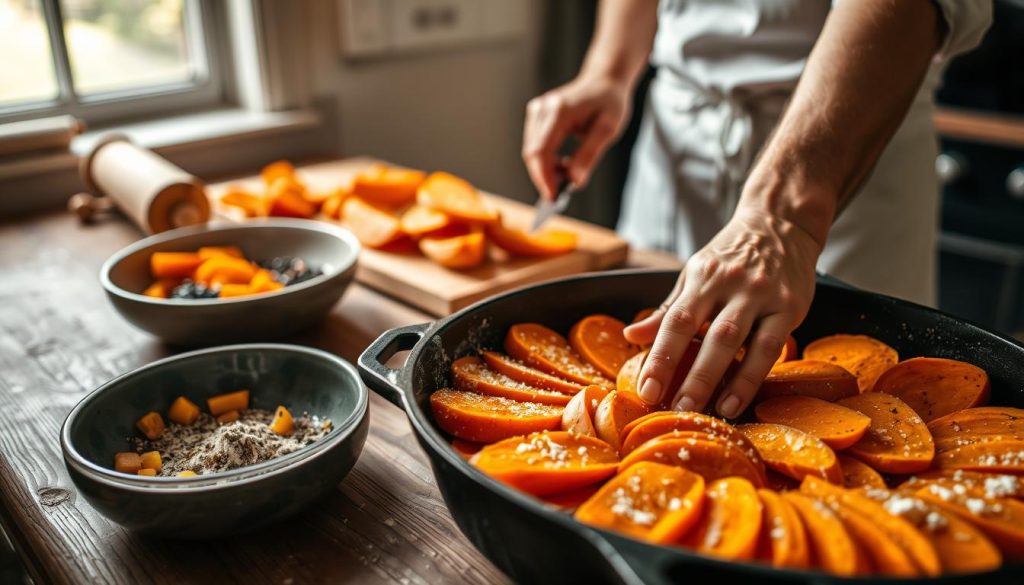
[340,0,390,57]
[390,0,483,51]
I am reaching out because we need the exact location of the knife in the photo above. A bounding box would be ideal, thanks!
[529,176,574,233]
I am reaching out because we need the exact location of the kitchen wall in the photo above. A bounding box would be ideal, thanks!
[302,0,544,203]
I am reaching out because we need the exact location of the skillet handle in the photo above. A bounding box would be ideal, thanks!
[357,322,430,409]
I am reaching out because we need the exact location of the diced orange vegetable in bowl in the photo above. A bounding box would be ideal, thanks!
[270,405,295,436]
[168,396,201,425]
[137,468,157,477]
[176,470,198,477]
[207,390,250,416]
[150,252,203,279]
[114,452,142,474]
[142,279,178,299]
[218,283,254,298]
[194,256,256,285]
[136,411,165,440]
[140,451,162,472]
[197,246,244,260]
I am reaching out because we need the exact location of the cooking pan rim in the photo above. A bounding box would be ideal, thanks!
[394,268,1024,582]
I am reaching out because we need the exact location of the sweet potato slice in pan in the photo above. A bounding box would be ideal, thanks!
[451,356,571,406]
[505,323,611,386]
[430,388,562,443]
[758,360,859,403]
[737,423,842,484]
[782,491,859,576]
[754,395,871,450]
[915,483,1024,560]
[560,384,609,438]
[934,440,1024,474]
[594,391,652,452]
[803,334,898,393]
[837,454,886,489]
[871,357,990,422]
[756,488,809,569]
[569,314,640,379]
[680,477,763,561]
[618,436,766,487]
[837,392,935,474]
[481,351,584,395]
[927,406,1024,452]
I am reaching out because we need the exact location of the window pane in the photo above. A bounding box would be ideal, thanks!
[61,0,195,96]
[0,0,59,106]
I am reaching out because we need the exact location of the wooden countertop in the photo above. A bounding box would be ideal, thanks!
[0,211,680,584]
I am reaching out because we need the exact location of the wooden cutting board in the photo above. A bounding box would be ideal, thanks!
[206,157,629,316]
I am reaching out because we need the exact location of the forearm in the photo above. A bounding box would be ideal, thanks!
[578,0,658,87]
[741,0,943,248]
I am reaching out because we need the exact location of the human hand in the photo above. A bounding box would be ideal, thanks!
[623,206,824,418]
[522,74,631,200]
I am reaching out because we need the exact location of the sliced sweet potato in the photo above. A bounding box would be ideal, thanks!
[782,491,859,576]
[915,484,1024,559]
[738,423,842,484]
[320,189,347,220]
[837,454,886,489]
[758,360,859,402]
[352,165,426,205]
[569,314,640,379]
[268,180,316,219]
[801,476,940,575]
[419,226,486,269]
[756,488,809,569]
[803,334,898,393]
[575,461,706,544]
[905,469,1024,499]
[620,411,759,465]
[399,204,451,237]
[220,189,268,217]
[194,256,256,286]
[429,388,563,443]
[927,406,1024,452]
[197,246,244,260]
[561,384,610,437]
[450,438,484,461]
[481,351,583,395]
[618,436,766,487]
[594,391,652,452]
[680,477,763,561]
[871,357,990,422]
[260,160,295,185]
[487,221,577,257]
[343,196,405,248]
[470,431,619,497]
[837,392,935,474]
[754,395,871,450]
[452,356,571,406]
[150,252,203,279]
[416,171,498,223]
[935,440,1024,474]
[505,323,611,386]
[819,495,918,576]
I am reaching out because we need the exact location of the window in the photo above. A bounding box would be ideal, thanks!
[0,0,226,125]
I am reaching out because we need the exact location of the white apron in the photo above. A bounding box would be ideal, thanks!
[618,0,991,306]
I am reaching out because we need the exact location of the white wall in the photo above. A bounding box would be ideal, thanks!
[303,0,543,202]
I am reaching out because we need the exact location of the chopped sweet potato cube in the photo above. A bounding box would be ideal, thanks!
[218,283,253,297]
[207,390,250,416]
[140,451,162,472]
[150,252,204,279]
[136,411,165,440]
[168,396,200,425]
[142,279,178,299]
[137,468,157,477]
[194,256,256,285]
[197,246,244,260]
[114,452,142,474]
[270,405,294,436]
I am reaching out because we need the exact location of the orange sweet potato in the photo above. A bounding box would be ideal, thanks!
[470,431,619,496]
[575,462,706,544]
[905,469,1024,499]
[569,314,640,379]
[935,440,1024,474]
[758,359,860,402]
[416,171,499,223]
[114,452,142,474]
[207,389,249,416]
[352,166,426,205]
[505,324,611,386]
[620,412,759,464]
[429,388,563,443]
[487,221,577,257]
[136,411,165,440]
[915,484,1024,559]
[268,179,316,219]
[837,454,886,489]
[927,407,1024,452]
[320,189,347,220]
[801,476,941,576]
[167,396,200,425]
[561,384,610,437]
[481,351,583,395]
[451,356,571,406]
[803,334,898,393]
[754,395,871,450]
[260,160,295,185]
[871,357,990,422]
[197,246,244,260]
[220,189,268,217]
[142,279,178,298]
[418,226,486,270]
[817,495,918,577]
[618,436,766,487]
[450,438,484,460]
[150,252,204,279]
[756,488,809,569]
[680,477,763,561]
[837,393,935,474]
[776,335,798,365]
[782,491,859,576]
[594,391,652,452]
[194,256,257,286]
[738,423,842,484]
[343,196,406,248]
[399,204,451,237]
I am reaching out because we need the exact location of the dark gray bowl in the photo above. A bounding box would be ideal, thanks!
[60,344,369,538]
[101,218,360,345]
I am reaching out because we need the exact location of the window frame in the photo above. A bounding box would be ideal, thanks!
[0,0,230,125]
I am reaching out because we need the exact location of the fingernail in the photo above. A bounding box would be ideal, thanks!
[674,395,696,412]
[718,394,741,418]
[639,378,661,404]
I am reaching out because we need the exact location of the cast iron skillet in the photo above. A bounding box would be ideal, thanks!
[358,269,1024,585]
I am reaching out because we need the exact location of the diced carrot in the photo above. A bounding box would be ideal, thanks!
[568,314,640,379]
[216,410,240,424]
[451,356,571,406]
[450,438,485,461]
[150,252,204,279]
[197,246,244,260]
[915,484,1024,560]
[399,204,451,237]
[136,411,165,440]
[114,452,142,474]
[803,334,898,393]
[416,172,498,223]
[927,406,1024,452]
[871,357,990,422]
[594,390,652,452]
[220,189,269,217]
[680,477,763,561]
[270,405,294,436]
[576,462,705,544]
[738,423,842,484]
[935,440,1024,474]
[560,384,610,438]
[142,279,178,298]
[504,323,611,386]
[194,256,256,285]
[487,221,577,257]
[167,396,200,425]
[757,359,859,402]
[782,491,859,576]
[218,283,254,298]
[352,166,426,206]
[620,411,758,462]
[480,351,583,395]
[470,431,618,497]
[837,393,935,474]
[837,454,886,489]
[618,436,766,487]
[260,160,295,185]
[343,196,406,248]
[756,488,809,569]
[418,226,486,270]
[207,389,249,416]
[140,451,162,472]
[754,395,871,450]
[429,388,563,443]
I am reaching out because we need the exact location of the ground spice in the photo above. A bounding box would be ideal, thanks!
[132,409,332,476]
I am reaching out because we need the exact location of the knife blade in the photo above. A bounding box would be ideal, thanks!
[529,179,574,233]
